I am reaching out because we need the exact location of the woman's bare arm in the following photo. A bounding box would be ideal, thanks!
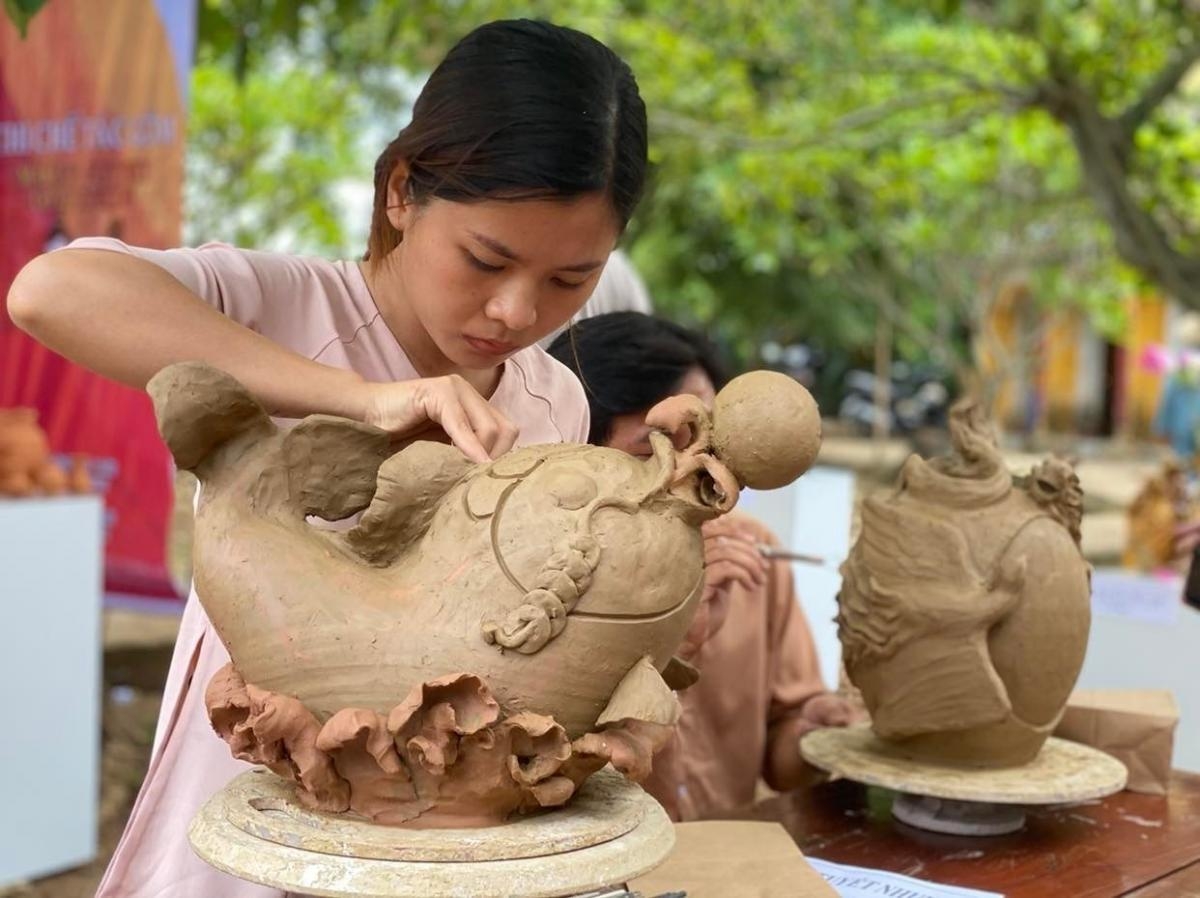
[7,249,519,462]
[7,248,366,420]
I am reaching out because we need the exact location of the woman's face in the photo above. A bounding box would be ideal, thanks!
[387,186,619,371]
[605,365,717,458]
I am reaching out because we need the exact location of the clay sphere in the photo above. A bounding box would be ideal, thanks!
[711,371,821,490]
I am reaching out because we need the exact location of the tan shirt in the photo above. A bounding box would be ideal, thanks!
[643,512,828,820]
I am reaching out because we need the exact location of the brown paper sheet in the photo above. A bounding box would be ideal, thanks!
[1054,689,1179,795]
[628,820,837,898]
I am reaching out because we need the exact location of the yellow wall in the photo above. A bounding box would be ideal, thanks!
[979,281,1026,427]
[982,292,1167,435]
[1124,296,1166,435]
[1042,311,1081,431]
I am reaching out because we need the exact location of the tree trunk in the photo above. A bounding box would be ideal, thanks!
[873,313,892,440]
[1035,69,1200,308]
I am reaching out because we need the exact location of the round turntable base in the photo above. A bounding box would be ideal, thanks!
[801,724,1127,836]
[189,767,674,897]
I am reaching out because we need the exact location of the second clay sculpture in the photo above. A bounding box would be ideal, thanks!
[838,399,1091,768]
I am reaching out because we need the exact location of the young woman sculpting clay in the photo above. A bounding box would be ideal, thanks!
[7,20,647,897]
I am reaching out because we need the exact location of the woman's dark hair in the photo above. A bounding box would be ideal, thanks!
[546,312,729,445]
[367,19,648,263]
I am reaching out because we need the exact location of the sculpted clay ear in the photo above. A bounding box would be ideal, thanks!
[345,441,475,565]
[280,415,392,520]
[146,361,273,472]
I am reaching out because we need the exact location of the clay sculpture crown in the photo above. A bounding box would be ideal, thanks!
[149,362,820,826]
[838,399,1090,767]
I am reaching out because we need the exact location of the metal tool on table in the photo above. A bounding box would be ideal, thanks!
[574,890,687,898]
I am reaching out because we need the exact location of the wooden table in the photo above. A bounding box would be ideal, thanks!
[744,772,1200,897]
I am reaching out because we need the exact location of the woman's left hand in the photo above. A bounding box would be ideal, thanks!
[701,517,769,595]
[794,692,856,741]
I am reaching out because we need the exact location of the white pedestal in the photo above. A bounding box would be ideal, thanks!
[0,495,103,888]
[739,467,854,689]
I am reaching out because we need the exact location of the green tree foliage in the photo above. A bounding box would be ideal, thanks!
[187,0,1200,369]
[185,60,363,251]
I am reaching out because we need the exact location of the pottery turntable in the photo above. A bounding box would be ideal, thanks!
[188,766,674,897]
[801,726,1125,836]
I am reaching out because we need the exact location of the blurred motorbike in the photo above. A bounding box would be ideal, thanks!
[759,340,823,392]
[836,362,950,436]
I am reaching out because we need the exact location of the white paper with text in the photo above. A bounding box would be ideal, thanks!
[809,858,1004,898]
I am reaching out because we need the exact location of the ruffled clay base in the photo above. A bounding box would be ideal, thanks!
[206,665,671,827]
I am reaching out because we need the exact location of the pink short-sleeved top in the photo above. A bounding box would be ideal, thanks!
[70,237,589,898]
[68,237,590,445]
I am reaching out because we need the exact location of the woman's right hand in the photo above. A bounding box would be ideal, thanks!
[356,375,519,464]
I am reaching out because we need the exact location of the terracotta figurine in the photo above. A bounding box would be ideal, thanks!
[1124,460,1192,572]
[0,407,76,497]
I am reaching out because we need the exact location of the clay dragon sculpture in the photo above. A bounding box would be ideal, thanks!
[149,362,820,825]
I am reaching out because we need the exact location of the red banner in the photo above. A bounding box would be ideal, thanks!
[1,0,196,602]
